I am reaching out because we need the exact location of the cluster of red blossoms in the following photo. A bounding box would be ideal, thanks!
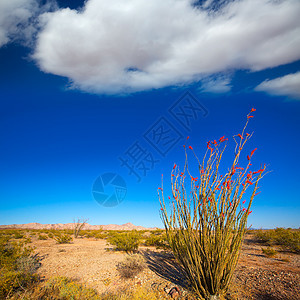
[159,108,265,217]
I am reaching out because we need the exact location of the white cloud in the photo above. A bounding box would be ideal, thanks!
[0,0,38,47]
[199,75,232,94]
[33,0,300,94]
[0,0,56,47]
[255,72,300,99]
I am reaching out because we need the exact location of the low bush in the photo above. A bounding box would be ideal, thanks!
[144,232,170,250]
[54,234,73,244]
[255,228,300,253]
[116,254,146,279]
[47,232,54,238]
[38,234,48,240]
[10,277,166,300]
[14,232,25,239]
[108,231,141,253]
[261,247,277,257]
[100,286,166,300]
[0,237,40,298]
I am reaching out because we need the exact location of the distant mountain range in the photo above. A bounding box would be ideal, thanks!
[0,222,158,231]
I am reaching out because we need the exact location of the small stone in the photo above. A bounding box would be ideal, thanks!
[168,286,181,299]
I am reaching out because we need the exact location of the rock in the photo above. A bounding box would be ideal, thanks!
[168,286,181,299]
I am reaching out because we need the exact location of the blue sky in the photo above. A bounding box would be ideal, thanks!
[0,0,299,228]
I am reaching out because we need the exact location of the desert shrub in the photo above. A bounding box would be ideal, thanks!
[0,237,39,298]
[24,237,32,244]
[100,286,166,300]
[116,255,146,279]
[144,232,170,250]
[15,254,41,274]
[38,234,48,240]
[82,230,107,239]
[262,247,277,257]
[47,232,54,238]
[54,234,73,244]
[21,276,99,300]
[14,232,25,239]
[160,110,267,299]
[108,231,141,253]
[44,276,98,299]
[255,228,300,253]
[16,278,165,300]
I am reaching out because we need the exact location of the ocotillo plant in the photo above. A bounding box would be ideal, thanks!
[159,109,267,300]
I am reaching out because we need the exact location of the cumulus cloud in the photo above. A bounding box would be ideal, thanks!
[255,72,300,99]
[33,0,300,94]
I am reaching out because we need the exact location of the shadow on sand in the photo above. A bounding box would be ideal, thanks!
[141,250,188,289]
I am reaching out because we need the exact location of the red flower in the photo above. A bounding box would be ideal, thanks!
[208,197,211,202]
[168,196,171,199]
[246,133,250,137]
[242,208,246,212]
[251,108,256,112]
[237,134,243,139]
[236,167,244,170]
[219,136,225,142]
[254,192,261,197]
[246,180,253,185]
[242,200,246,204]
[251,148,257,156]
[247,155,250,160]
[158,187,162,190]
[201,169,204,174]
[248,210,252,215]
[187,136,189,140]
[221,213,224,218]
[191,177,198,181]
[160,208,164,211]
[229,202,232,207]
[248,115,254,119]
[189,146,193,150]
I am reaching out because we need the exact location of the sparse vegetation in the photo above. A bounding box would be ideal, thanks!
[261,247,277,257]
[73,218,88,238]
[53,234,73,244]
[0,236,40,299]
[144,232,170,250]
[255,228,300,253]
[116,254,146,279]
[108,231,141,253]
[38,234,48,240]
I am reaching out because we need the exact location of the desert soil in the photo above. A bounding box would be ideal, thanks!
[33,234,300,299]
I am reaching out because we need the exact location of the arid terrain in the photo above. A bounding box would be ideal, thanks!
[0,226,299,299]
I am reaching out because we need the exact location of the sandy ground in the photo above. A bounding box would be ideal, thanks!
[32,234,300,299]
